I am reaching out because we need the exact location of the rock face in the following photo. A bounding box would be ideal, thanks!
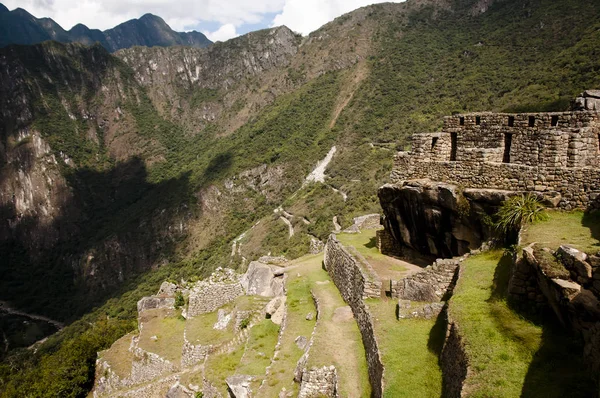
[378,179,498,258]
[241,261,284,297]
[226,375,253,398]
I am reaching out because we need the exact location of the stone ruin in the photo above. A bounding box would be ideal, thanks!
[379,98,600,258]
[391,108,600,209]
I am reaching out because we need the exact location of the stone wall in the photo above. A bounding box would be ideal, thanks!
[298,366,339,398]
[376,228,401,257]
[440,317,469,398]
[391,153,600,210]
[416,111,600,168]
[391,258,461,301]
[509,244,600,377]
[324,236,384,397]
[186,281,244,317]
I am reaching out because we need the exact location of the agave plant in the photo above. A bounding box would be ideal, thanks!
[495,194,547,233]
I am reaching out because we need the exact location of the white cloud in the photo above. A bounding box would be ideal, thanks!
[203,24,238,42]
[2,0,404,39]
[272,0,405,36]
[2,0,285,31]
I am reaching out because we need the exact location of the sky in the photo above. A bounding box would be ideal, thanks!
[3,0,404,42]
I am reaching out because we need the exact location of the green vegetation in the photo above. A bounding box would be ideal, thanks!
[451,251,595,397]
[495,194,547,234]
[258,255,319,397]
[521,210,600,253]
[138,309,185,362]
[337,230,408,279]
[236,319,280,392]
[98,333,135,378]
[532,245,570,279]
[309,277,370,397]
[368,299,443,398]
[184,311,235,346]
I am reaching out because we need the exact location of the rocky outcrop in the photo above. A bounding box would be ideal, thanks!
[240,261,285,297]
[378,179,503,258]
[226,374,253,398]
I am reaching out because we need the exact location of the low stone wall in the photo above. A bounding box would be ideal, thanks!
[440,316,469,398]
[187,281,244,317]
[376,229,401,257]
[298,366,339,398]
[129,337,178,385]
[324,236,384,397]
[391,258,461,301]
[181,334,211,368]
[511,245,600,376]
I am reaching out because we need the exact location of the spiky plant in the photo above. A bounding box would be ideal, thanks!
[495,194,548,233]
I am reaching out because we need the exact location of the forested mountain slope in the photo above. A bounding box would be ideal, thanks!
[1,0,600,395]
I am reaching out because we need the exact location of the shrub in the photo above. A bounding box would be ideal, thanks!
[174,292,185,309]
[495,194,547,233]
[239,317,250,329]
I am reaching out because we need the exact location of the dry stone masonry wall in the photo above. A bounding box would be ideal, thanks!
[323,236,384,398]
[391,258,462,301]
[392,110,600,210]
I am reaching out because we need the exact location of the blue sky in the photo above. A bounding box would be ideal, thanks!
[3,0,404,42]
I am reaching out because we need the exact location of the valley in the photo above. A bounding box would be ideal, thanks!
[1,0,600,396]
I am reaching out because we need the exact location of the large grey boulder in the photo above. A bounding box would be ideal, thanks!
[137,296,175,313]
[557,245,592,283]
[226,375,253,398]
[241,261,284,297]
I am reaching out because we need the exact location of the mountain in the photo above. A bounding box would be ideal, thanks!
[0,3,212,51]
[1,0,600,395]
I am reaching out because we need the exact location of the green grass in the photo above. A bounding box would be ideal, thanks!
[368,299,443,398]
[337,230,407,277]
[184,311,235,347]
[258,255,320,397]
[98,333,135,379]
[204,346,245,395]
[236,319,280,392]
[521,210,600,253]
[138,309,185,363]
[308,277,370,397]
[451,251,595,397]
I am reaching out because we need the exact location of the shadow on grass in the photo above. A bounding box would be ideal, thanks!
[582,210,600,250]
[488,254,596,397]
[365,236,378,249]
[521,322,596,397]
[427,305,447,357]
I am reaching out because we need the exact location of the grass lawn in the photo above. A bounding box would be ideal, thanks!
[138,308,185,363]
[185,310,235,347]
[451,251,595,397]
[368,299,443,398]
[521,210,600,253]
[99,332,135,378]
[236,319,280,392]
[336,230,408,279]
[309,276,370,397]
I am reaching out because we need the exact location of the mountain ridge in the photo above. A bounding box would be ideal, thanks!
[0,3,212,51]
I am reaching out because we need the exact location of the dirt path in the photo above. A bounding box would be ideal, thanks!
[310,283,370,398]
[280,216,294,237]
